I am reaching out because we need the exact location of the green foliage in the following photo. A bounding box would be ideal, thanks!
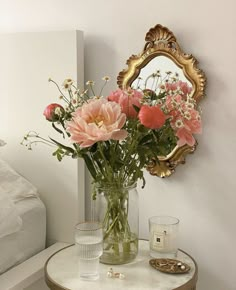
[52,148,64,161]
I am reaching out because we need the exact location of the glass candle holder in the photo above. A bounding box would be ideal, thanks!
[149,216,179,258]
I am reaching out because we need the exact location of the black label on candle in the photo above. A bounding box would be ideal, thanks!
[152,232,165,250]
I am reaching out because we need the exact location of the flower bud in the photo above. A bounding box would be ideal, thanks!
[43,103,64,122]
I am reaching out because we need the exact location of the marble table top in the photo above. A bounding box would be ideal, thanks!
[45,240,197,290]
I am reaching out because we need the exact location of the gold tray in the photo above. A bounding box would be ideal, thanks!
[149,258,191,274]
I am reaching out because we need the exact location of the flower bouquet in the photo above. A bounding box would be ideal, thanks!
[22,72,202,264]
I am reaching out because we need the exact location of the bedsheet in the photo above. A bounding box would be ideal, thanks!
[0,197,46,274]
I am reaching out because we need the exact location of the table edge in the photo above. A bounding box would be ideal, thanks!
[44,244,73,290]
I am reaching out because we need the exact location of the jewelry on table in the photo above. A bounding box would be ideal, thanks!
[149,258,191,274]
[107,268,125,279]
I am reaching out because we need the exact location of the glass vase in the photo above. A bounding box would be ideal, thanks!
[92,183,139,265]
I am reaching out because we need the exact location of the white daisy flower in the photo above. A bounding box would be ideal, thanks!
[175,119,184,128]
[184,111,191,120]
[62,78,74,90]
[86,80,95,86]
[102,76,110,81]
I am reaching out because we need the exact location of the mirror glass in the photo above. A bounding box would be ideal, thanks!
[131,56,192,96]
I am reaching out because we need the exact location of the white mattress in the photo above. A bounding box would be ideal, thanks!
[0,197,46,274]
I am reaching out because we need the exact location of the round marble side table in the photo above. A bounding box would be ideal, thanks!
[44,240,198,290]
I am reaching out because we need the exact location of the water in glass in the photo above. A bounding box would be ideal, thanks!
[75,222,103,280]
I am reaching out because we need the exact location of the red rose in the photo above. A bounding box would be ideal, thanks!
[138,105,166,129]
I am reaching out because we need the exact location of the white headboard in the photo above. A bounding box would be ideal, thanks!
[0,31,85,244]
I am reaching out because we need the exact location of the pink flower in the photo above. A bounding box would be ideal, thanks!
[66,98,128,148]
[165,81,192,97]
[165,94,183,112]
[184,110,202,134]
[170,108,202,147]
[165,82,178,92]
[176,127,196,147]
[107,89,142,118]
[43,103,64,122]
[177,80,192,96]
[138,105,166,129]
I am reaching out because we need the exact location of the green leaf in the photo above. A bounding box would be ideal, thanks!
[49,137,74,154]
[89,143,97,153]
[52,148,63,161]
[132,104,140,113]
[157,91,166,99]
[57,152,62,161]
[139,134,153,146]
[82,154,97,180]
[141,177,146,188]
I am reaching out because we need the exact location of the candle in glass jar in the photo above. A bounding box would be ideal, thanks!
[149,216,179,258]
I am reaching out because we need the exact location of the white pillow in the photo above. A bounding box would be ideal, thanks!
[0,158,38,202]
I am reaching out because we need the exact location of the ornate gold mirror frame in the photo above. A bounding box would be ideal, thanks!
[117,24,206,177]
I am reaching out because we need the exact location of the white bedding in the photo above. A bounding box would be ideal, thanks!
[0,157,46,274]
[0,197,46,274]
[0,157,40,237]
[0,158,38,202]
[0,193,22,239]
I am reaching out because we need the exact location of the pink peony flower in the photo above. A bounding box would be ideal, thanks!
[138,105,166,129]
[43,103,64,122]
[66,98,128,148]
[107,89,142,118]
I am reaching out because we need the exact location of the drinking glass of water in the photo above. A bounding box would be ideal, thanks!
[74,221,103,280]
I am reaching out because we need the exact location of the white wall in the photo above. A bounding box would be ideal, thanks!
[0,31,85,245]
[1,1,236,289]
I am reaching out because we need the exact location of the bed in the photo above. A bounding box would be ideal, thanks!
[0,152,46,275]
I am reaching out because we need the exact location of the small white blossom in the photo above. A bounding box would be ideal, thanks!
[102,76,110,81]
[86,80,95,86]
[62,78,74,90]
[184,111,191,120]
[186,103,194,110]
[175,119,184,128]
